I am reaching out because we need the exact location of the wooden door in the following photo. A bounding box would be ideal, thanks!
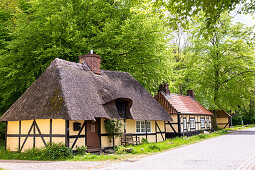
[86,119,100,148]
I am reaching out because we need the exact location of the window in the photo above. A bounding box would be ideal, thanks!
[136,121,151,133]
[73,122,81,131]
[206,118,210,128]
[115,100,128,118]
[201,118,205,128]
[183,118,187,130]
[190,118,195,129]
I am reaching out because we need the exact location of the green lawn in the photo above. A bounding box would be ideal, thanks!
[0,128,236,161]
[225,124,255,131]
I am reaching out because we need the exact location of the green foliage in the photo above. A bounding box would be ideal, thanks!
[177,12,255,111]
[164,0,255,30]
[104,119,123,143]
[75,145,87,155]
[141,138,148,144]
[0,122,6,140]
[0,142,73,160]
[0,0,173,119]
[43,143,73,160]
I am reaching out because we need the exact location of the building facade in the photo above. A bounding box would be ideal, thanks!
[1,54,171,152]
[155,84,213,138]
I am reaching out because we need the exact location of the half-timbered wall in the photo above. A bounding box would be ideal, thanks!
[165,114,212,137]
[69,120,86,150]
[6,119,66,152]
[6,118,166,152]
[100,118,165,148]
[217,118,229,128]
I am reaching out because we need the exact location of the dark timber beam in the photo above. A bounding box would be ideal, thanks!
[71,121,86,149]
[18,121,21,151]
[167,121,176,133]
[155,122,164,141]
[50,119,52,145]
[34,121,46,146]
[65,120,69,148]
[20,121,35,151]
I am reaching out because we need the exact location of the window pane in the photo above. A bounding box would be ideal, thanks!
[146,122,150,131]
[141,128,145,132]
[190,119,195,128]
[141,121,145,128]
[183,118,187,129]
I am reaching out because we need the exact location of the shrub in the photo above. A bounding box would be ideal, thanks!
[141,138,148,144]
[104,119,123,143]
[43,143,73,160]
[76,145,87,155]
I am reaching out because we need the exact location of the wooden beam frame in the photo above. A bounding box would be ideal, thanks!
[155,121,164,141]
[5,121,7,151]
[50,119,52,145]
[71,121,86,149]
[20,121,35,151]
[65,120,69,148]
[18,121,21,151]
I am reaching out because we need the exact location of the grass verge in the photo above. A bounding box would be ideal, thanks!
[225,124,255,131]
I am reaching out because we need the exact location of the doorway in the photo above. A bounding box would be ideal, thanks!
[86,118,100,151]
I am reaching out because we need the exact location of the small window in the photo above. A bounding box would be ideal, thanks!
[73,122,81,131]
[136,121,151,133]
[91,124,96,133]
[115,100,128,118]
[201,118,205,128]
[183,118,187,130]
[206,118,210,128]
[190,118,195,129]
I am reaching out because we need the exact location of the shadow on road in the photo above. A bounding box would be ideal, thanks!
[227,130,255,135]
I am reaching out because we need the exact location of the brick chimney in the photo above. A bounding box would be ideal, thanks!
[187,89,195,98]
[159,83,170,95]
[79,50,101,74]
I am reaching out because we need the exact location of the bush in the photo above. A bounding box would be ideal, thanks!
[43,143,73,160]
[141,138,148,144]
[0,122,6,140]
[76,145,87,155]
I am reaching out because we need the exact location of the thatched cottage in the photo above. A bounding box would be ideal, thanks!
[0,53,172,152]
[155,84,213,138]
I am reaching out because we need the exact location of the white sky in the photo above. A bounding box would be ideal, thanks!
[233,13,255,27]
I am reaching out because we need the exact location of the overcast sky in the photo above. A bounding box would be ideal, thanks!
[232,13,255,27]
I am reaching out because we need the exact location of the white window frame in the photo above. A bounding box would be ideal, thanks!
[190,118,195,129]
[201,118,205,128]
[183,118,187,130]
[136,121,151,133]
[206,118,210,128]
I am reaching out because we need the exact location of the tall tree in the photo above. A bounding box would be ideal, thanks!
[0,0,173,115]
[164,0,255,29]
[183,12,255,111]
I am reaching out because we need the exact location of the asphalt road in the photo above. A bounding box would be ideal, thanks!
[102,127,255,170]
[1,127,255,170]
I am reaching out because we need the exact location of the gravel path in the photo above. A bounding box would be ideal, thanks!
[0,160,112,170]
[102,127,255,170]
[1,128,255,170]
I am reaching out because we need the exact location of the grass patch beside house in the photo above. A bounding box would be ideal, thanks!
[0,129,230,161]
[225,124,255,131]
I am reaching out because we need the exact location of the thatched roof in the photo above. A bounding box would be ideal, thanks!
[1,58,171,121]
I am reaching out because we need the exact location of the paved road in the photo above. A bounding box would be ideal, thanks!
[102,127,255,170]
[1,128,255,170]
